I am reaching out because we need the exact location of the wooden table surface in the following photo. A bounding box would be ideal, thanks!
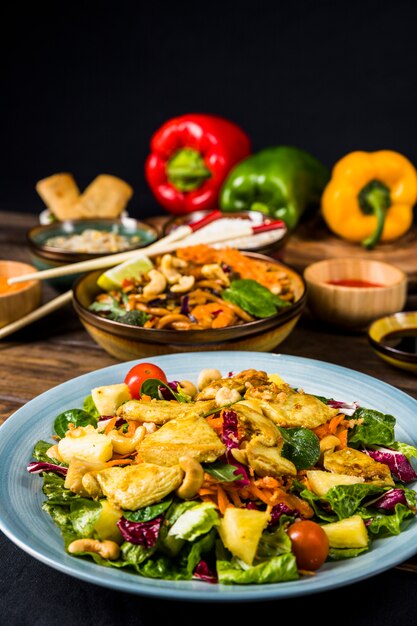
[1,207,417,606]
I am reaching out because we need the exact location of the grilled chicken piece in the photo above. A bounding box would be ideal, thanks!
[323,447,395,486]
[136,413,226,466]
[95,463,184,510]
[233,369,270,387]
[117,399,216,424]
[195,369,270,401]
[234,401,279,446]
[255,390,339,429]
[245,439,297,478]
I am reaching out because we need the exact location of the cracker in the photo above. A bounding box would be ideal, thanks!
[74,174,133,219]
[36,173,82,220]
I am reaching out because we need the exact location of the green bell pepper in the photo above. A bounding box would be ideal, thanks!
[219,146,330,230]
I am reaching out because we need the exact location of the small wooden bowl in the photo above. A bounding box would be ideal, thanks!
[303,258,408,330]
[0,261,42,329]
[368,311,417,374]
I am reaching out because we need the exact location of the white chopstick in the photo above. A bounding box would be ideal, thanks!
[8,216,285,285]
[7,210,225,285]
[0,290,73,340]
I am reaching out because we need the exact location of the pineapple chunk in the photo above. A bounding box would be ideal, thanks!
[91,383,131,416]
[218,508,269,565]
[267,373,286,386]
[58,425,113,464]
[306,470,364,497]
[322,515,369,548]
[93,500,123,543]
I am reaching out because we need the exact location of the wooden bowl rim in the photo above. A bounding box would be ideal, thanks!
[0,260,41,299]
[304,257,407,290]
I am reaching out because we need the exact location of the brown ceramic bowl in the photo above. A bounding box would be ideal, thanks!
[0,260,42,329]
[163,210,289,257]
[27,217,159,290]
[303,258,408,330]
[72,252,306,361]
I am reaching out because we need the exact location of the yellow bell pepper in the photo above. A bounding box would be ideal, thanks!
[321,150,417,249]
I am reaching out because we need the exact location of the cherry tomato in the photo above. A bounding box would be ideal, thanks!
[124,362,168,399]
[287,520,329,571]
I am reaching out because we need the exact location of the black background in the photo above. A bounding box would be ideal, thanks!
[2,0,417,219]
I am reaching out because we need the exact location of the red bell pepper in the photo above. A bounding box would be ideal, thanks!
[145,113,251,215]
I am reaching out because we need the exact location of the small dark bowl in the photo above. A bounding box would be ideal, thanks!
[72,252,306,361]
[163,210,289,258]
[368,311,417,374]
[27,217,159,290]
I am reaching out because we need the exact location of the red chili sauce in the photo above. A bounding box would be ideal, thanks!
[327,279,384,288]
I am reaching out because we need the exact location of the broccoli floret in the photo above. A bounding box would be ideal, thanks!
[112,310,149,327]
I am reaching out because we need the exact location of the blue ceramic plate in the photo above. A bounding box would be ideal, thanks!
[1,351,417,602]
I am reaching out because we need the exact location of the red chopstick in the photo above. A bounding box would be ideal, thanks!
[188,209,223,232]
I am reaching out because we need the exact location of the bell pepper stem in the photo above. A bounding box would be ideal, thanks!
[358,180,391,250]
[166,148,211,192]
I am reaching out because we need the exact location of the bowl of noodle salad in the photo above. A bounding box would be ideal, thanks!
[72,245,307,361]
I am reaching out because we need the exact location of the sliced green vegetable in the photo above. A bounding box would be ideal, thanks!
[222,278,291,318]
[278,427,320,470]
[54,408,98,438]
[348,408,396,446]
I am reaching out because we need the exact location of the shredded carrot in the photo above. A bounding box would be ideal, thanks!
[104,416,118,434]
[140,394,152,401]
[228,489,243,507]
[105,458,133,467]
[247,483,272,505]
[206,415,223,434]
[328,414,346,434]
[216,485,231,514]
[198,487,218,496]
[336,428,348,449]
[125,420,139,437]
[314,413,346,440]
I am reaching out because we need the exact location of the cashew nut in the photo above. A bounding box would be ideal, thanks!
[81,472,103,499]
[197,368,222,390]
[160,254,182,284]
[68,538,120,560]
[319,434,341,462]
[170,275,195,293]
[215,387,241,407]
[176,456,204,499]
[143,269,167,296]
[201,263,230,286]
[64,457,107,496]
[46,444,63,462]
[179,379,198,398]
[107,425,146,455]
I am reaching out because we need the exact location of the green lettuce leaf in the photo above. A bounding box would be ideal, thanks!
[70,498,102,537]
[42,472,81,505]
[216,542,298,584]
[367,503,416,538]
[348,408,395,446]
[167,502,220,542]
[32,440,68,467]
